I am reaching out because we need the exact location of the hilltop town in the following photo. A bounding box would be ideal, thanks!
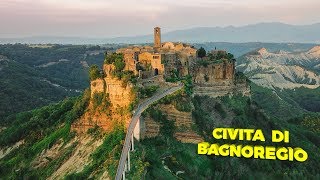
[115,27,239,85]
[72,27,250,138]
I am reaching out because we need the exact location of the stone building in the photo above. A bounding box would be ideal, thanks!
[116,27,197,79]
[116,27,237,87]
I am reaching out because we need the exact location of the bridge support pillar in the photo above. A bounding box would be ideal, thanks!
[131,134,134,151]
[128,150,131,171]
[133,117,141,141]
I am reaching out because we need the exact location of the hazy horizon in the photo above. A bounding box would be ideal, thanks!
[1,0,320,38]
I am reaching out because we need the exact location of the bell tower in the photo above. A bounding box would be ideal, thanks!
[154,27,161,48]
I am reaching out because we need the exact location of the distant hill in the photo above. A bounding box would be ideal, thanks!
[194,42,318,57]
[111,23,320,44]
[0,55,76,121]
[236,46,320,89]
[1,22,320,44]
[0,44,112,122]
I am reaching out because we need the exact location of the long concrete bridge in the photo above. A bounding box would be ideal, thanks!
[115,83,183,180]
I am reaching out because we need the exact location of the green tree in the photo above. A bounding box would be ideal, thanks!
[104,53,123,64]
[227,53,234,60]
[197,47,206,58]
[89,65,101,81]
[114,58,125,72]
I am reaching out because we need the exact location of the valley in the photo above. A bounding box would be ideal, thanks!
[0,38,319,179]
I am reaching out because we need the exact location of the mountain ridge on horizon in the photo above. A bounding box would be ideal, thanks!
[1,22,320,44]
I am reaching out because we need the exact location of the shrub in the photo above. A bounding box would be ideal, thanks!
[139,85,159,98]
[89,65,102,81]
[182,75,193,96]
[197,47,206,58]
[114,57,125,72]
[204,74,209,82]
[104,53,123,64]
[92,92,111,111]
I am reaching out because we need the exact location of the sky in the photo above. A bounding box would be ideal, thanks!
[0,0,320,38]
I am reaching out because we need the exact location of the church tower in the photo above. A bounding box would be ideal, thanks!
[154,27,161,48]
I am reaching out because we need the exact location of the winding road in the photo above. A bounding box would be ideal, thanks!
[115,83,183,180]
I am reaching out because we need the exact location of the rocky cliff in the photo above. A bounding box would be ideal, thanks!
[142,104,203,143]
[72,64,135,133]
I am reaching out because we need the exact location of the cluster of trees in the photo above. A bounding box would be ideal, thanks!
[138,85,159,98]
[282,87,320,112]
[0,59,76,123]
[0,89,90,147]
[208,51,234,60]
[104,53,124,65]
[104,53,137,86]
[197,46,235,60]
[251,83,320,120]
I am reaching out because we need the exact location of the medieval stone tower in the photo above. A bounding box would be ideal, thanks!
[154,27,161,48]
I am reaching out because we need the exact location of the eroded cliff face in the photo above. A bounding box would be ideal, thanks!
[191,61,250,98]
[160,104,203,143]
[72,64,134,133]
[90,79,104,96]
[141,104,203,144]
[193,83,250,98]
[192,62,234,86]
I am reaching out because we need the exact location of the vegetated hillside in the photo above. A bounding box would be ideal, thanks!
[0,75,319,179]
[236,46,320,89]
[251,83,320,120]
[0,90,125,179]
[0,52,137,179]
[0,55,75,122]
[0,44,120,122]
[128,91,320,179]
